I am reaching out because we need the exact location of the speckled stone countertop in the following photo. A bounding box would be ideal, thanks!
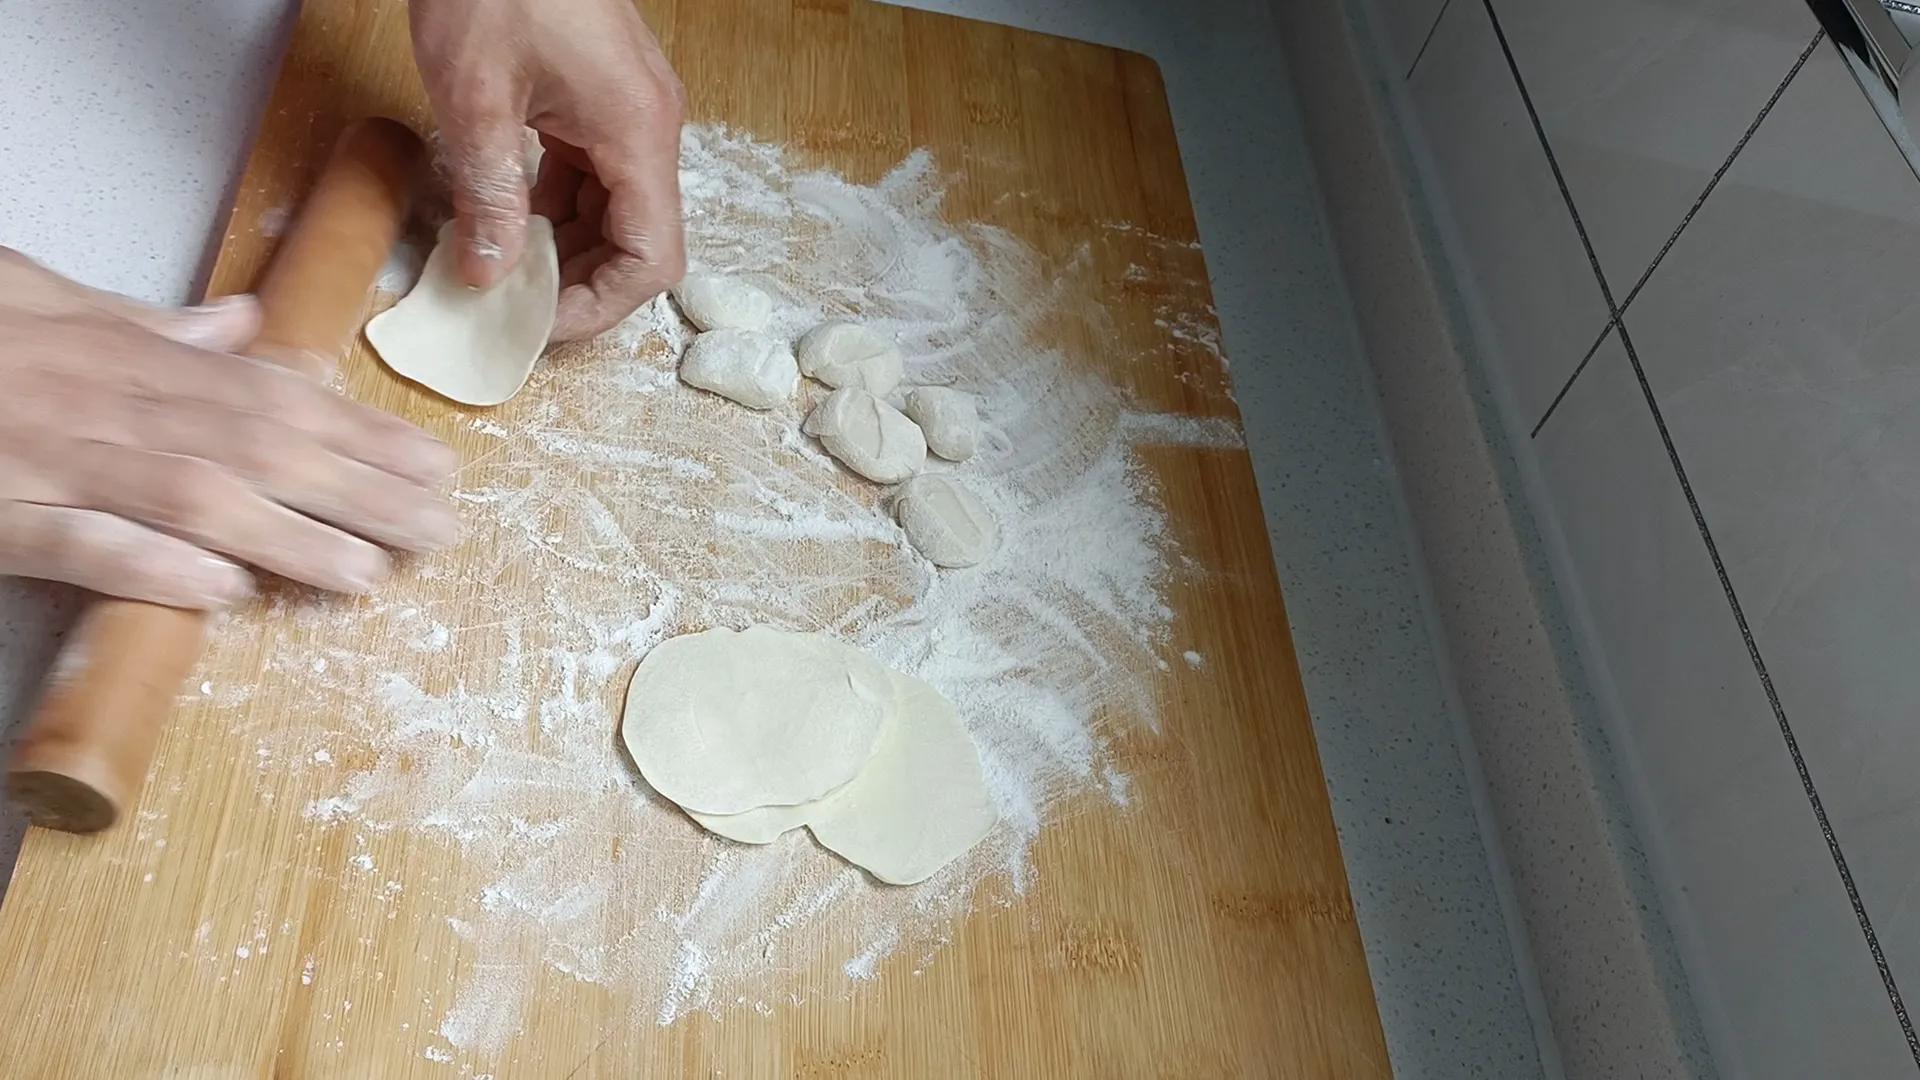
[0,1,1540,1072]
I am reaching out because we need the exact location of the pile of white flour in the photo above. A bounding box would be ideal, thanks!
[212,124,1238,1051]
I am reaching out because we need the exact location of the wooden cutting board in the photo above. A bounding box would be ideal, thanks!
[0,0,1390,1075]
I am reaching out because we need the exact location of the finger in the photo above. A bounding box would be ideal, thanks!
[60,397,459,553]
[529,141,585,223]
[65,444,392,595]
[95,293,264,352]
[548,137,685,342]
[553,248,670,342]
[553,176,612,267]
[439,105,535,288]
[0,501,254,609]
[59,322,459,486]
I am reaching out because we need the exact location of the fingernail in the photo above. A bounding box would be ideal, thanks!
[422,440,461,479]
[414,507,461,550]
[340,547,391,593]
[200,556,255,605]
[188,295,253,316]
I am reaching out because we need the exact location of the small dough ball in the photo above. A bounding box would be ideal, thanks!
[803,387,927,484]
[796,322,904,396]
[671,272,773,332]
[903,387,979,461]
[680,328,798,409]
[894,474,998,567]
[621,626,891,815]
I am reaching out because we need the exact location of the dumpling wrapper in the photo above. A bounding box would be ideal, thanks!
[366,216,560,406]
[691,672,998,885]
[621,626,891,815]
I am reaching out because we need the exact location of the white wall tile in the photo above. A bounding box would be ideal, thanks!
[1534,334,1917,1078]
[1490,0,1818,293]
[1365,0,1452,77]
[1612,39,1920,1058]
[1404,0,1612,423]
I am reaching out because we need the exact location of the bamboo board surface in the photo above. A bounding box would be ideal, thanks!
[0,0,1391,1075]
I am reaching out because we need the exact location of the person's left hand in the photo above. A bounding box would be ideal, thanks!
[409,0,688,342]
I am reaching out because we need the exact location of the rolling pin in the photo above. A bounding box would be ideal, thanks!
[5,118,425,833]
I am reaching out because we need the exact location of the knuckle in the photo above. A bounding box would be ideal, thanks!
[252,366,326,427]
[224,414,286,478]
[653,245,688,285]
[656,75,688,124]
[445,71,515,125]
[153,457,241,532]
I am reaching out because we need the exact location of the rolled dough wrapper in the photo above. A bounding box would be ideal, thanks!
[671,272,773,332]
[365,217,560,406]
[690,672,998,885]
[795,321,904,396]
[903,386,979,462]
[680,328,798,409]
[802,387,926,484]
[894,474,999,568]
[621,626,890,815]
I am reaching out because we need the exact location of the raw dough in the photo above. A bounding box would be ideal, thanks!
[803,387,926,484]
[893,474,999,567]
[795,322,904,396]
[621,626,891,815]
[692,672,998,885]
[365,217,560,406]
[671,272,773,332]
[903,387,979,461]
[679,328,798,409]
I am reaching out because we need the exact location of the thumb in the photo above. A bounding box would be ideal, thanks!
[440,110,532,289]
[100,293,263,352]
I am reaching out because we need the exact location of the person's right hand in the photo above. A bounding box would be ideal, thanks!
[0,250,462,609]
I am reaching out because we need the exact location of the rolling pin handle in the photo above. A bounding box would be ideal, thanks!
[4,118,425,834]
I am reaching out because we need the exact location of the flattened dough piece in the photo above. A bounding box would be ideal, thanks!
[694,673,997,884]
[796,322,904,395]
[366,217,560,406]
[894,474,999,567]
[680,328,798,409]
[622,626,890,815]
[903,387,979,461]
[802,387,926,484]
[671,272,773,332]
[808,673,996,884]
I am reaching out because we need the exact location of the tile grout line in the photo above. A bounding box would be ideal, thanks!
[1528,28,1826,441]
[1478,0,1624,311]
[1479,0,1920,1061]
[1608,319,1920,1071]
[1404,0,1456,82]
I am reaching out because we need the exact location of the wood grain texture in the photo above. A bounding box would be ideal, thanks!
[0,1,1390,1075]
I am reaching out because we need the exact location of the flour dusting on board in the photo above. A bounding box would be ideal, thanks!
[208,123,1232,1053]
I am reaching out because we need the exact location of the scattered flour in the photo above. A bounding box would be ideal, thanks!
[207,123,1228,1054]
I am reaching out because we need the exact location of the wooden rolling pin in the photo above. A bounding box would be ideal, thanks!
[5,118,425,833]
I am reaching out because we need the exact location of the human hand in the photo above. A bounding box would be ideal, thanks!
[0,250,461,609]
[409,0,688,342]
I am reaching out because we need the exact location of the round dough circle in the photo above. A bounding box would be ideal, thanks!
[680,328,798,409]
[796,322,904,395]
[691,672,998,885]
[805,672,997,885]
[622,626,890,814]
[365,217,560,406]
[894,474,999,567]
[671,272,774,332]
